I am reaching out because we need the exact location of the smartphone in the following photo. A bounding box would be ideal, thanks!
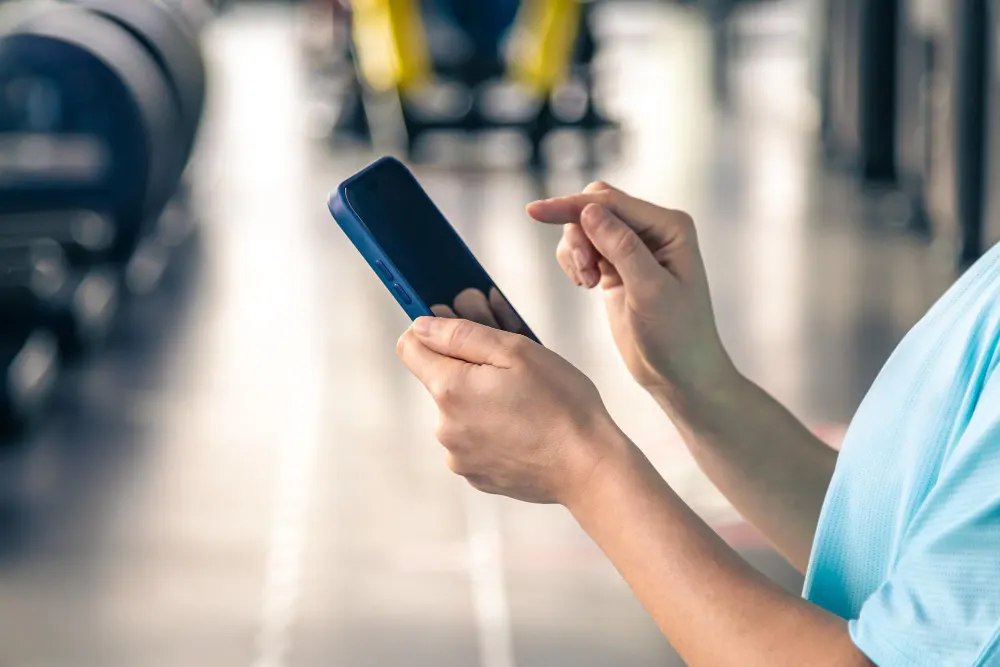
[328,157,539,343]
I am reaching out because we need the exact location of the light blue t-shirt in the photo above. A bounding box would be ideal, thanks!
[804,244,1000,666]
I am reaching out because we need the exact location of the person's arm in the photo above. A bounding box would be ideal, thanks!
[653,370,837,572]
[528,184,836,570]
[572,433,865,667]
[396,317,871,666]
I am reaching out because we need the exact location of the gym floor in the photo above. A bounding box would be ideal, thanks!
[0,2,955,665]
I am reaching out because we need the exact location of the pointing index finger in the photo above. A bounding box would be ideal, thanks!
[528,188,692,253]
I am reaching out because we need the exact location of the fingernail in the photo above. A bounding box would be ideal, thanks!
[572,249,587,274]
[413,317,434,336]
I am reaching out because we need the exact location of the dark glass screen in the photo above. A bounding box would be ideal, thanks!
[344,159,492,308]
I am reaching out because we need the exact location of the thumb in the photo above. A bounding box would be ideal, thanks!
[579,204,665,290]
[412,316,520,368]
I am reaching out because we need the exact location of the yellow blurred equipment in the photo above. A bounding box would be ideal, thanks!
[350,0,431,94]
[506,0,582,95]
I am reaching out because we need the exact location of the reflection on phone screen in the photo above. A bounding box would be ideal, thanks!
[430,287,530,336]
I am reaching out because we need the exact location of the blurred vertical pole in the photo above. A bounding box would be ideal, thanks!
[982,0,1000,251]
[858,0,898,182]
[894,0,937,233]
[921,0,988,267]
[953,0,988,265]
[819,0,898,182]
[707,0,735,109]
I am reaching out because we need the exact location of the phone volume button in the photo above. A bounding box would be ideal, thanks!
[375,260,394,281]
[392,284,412,305]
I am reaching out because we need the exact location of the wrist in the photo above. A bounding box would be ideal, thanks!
[562,424,644,514]
[647,361,748,432]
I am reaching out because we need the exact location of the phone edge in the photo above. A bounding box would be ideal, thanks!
[327,185,435,322]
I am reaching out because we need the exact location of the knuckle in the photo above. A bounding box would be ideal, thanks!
[436,422,457,449]
[613,229,643,257]
[584,180,613,194]
[669,210,697,240]
[591,189,616,208]
[448,320,475,351]
[437,421,470,452]
[434,419,451,449]
[396,331,409,357]
[504,334,532,362]
[434,421,448,444]
[444,452,465,475]
[556,237,573,262]
[430,377,457,406]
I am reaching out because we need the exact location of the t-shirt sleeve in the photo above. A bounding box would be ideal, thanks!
[849,373,1000,667]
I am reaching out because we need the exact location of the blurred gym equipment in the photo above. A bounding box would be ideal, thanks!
[0,241,62,432]
[0,0,214,437]
[915,0,988,265]
[983,0,1000,250]
[893,0,934,233]
[74,0,208,157]
[819,0,897,182]
[821,0,991,266]
[311,0,616,166]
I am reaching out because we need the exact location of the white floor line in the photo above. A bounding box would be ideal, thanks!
[253,355,324,667]
[463,488,516,667]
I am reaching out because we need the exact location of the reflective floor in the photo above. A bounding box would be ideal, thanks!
[0,2,955,666]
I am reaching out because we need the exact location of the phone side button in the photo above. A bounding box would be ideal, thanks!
[375,260,394,281]
[392,284,412,305]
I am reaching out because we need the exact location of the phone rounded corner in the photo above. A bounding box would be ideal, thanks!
[327,188,348,218]
[371,155,404,170]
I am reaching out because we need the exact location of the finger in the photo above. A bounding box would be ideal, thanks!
[564,223,600,288]
[583,180,613,195]
[397,328,467,387]
[412,316,520,367]
[431,304,459,318]
[597,257,622,290]
[488,287,525,334]
[556,231,582,286]
[453,288,501,329]
[579,204,664,291]
[528,183,693,254]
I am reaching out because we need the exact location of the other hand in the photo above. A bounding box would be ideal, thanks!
[527,182,735,401]
[396,316,628,506]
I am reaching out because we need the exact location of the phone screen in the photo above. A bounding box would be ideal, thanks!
[343,159,534,339]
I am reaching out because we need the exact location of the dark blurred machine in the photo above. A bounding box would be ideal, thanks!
[308,0,616,166]
[0,0,221,436]
[892,0,934,232]
[920,0,989,266]
[820,0,991,267]
[819,0,898,182]
[977,0,1000,253]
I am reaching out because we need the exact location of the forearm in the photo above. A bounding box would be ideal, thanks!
[651,371,838,571]
[570,438,869,667]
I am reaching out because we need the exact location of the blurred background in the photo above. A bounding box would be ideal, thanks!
[0,0,986,664]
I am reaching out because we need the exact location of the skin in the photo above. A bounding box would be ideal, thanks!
[396,182,866,666]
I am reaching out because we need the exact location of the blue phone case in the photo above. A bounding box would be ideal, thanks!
[327,158,435,321]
